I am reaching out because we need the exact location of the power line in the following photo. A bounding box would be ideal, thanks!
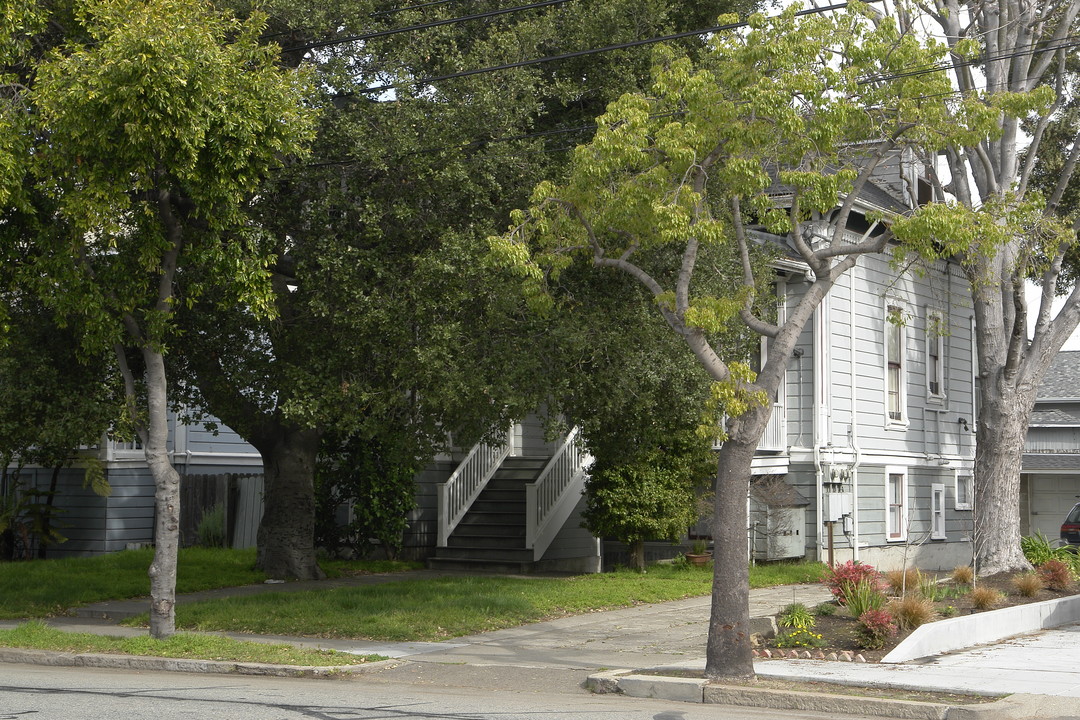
[350,2,869,95]
[283,0,579,53]
[372,0,474,17]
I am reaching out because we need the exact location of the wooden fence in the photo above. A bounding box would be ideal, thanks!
[179,473,264,549]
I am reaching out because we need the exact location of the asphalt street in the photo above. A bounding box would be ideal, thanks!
[0,662,902,720]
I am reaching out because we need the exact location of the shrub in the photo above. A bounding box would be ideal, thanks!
[1037,559,1074,591]
[888,595,935,631]
[824,560,884,605]
[1021,532,1062,566]
[843,577,889,618]
[777,603,815,631]
[814,601,837,617]
[1011,572,1043,597]
[196,504,226,548]
[885,568,920,595]
[951,565,974,585]
[969,585,1003,610]
[939,605,957,618]
[855,609,897,650]
[775,628,827,649]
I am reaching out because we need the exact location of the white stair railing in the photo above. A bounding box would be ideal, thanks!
[437,429,513,547]
[526,426,591,561]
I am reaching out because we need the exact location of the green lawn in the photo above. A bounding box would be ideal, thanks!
[0,620,382,666]
[0,547,826,643]
[125,560,827,641]
[0,547,419,619]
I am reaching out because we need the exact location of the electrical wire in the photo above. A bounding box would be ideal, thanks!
[287,11,1078,170]
[283,0,580,53]
[372,0,476,17]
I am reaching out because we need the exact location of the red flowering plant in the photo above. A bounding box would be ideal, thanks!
[823,560,886,605]
[1037,559,1074,591]
[855,609,897,649]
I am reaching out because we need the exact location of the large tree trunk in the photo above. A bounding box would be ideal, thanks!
[144,348,181,639]
[973,379,1037,576]
[704,416,764,680]
[253,423,325,580]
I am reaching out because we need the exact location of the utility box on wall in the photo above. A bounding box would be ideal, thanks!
[824,492,853,522]
[749,475,809,561]
[750,505,806,561]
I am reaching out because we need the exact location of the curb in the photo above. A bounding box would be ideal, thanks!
[585,669,1042,720]
[0,647,401,678]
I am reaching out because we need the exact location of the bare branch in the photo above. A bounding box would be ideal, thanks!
[732,196,779,338]
[113,342,148,447]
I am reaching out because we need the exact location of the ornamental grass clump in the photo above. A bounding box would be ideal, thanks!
[1012,572,1043,597]
[888,595,935,631]
[885,568,920,596]
[969,585,1003,610]
[951,565,974,585]
[824,560,885,605]
[855,609,897,650]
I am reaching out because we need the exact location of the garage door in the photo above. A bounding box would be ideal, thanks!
[1028,474,1080,541]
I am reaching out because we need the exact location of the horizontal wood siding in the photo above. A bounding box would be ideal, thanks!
[103,468,155,554]
[21,467,107,557]
[1026,426,1080,453]
[516,413,557,456]
[404,462,454,554]
[540,492,597,560]
[826,255,975,459]
[184,423,259,455]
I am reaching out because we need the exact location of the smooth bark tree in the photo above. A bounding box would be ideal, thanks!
[888,0,1080,576]
[17,0,314,635]
[493,4,1002,679]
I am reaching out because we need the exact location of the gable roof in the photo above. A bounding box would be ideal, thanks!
[1038,351,1080,400]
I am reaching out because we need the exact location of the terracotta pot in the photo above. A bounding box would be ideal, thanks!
[685,552,712,566]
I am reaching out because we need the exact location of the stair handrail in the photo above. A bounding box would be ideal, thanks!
[437,428,513,547]
[526,426,592,560]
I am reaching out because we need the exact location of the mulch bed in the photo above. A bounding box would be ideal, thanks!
[760,572,1078,662]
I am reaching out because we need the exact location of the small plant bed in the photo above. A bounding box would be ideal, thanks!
[762,545,1080,662]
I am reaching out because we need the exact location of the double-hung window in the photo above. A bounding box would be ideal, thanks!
[886,468,907,541]
[885,305,907,425]
[955,473,973,511]
[931,483,946,540]
[926,309,945,400]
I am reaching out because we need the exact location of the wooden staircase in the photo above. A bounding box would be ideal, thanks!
[428,457,547,573]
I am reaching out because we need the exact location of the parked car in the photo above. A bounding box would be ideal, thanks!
[1061,502,1080,547]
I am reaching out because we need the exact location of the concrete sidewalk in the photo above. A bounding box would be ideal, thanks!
[2,574,1077,718]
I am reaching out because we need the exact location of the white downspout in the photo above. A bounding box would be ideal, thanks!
[850,271,862,561]
[813,294,827,563]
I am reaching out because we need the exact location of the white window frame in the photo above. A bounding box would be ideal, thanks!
[955,472,973,511]
[931,483,946,540]
[884,303,908,428]
[926,308,946,402]
[886,467,908,542]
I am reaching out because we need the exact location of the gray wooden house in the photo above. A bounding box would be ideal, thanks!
[12,420,263,558]
[743,167,977,572]
[1021,351,1080,540]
